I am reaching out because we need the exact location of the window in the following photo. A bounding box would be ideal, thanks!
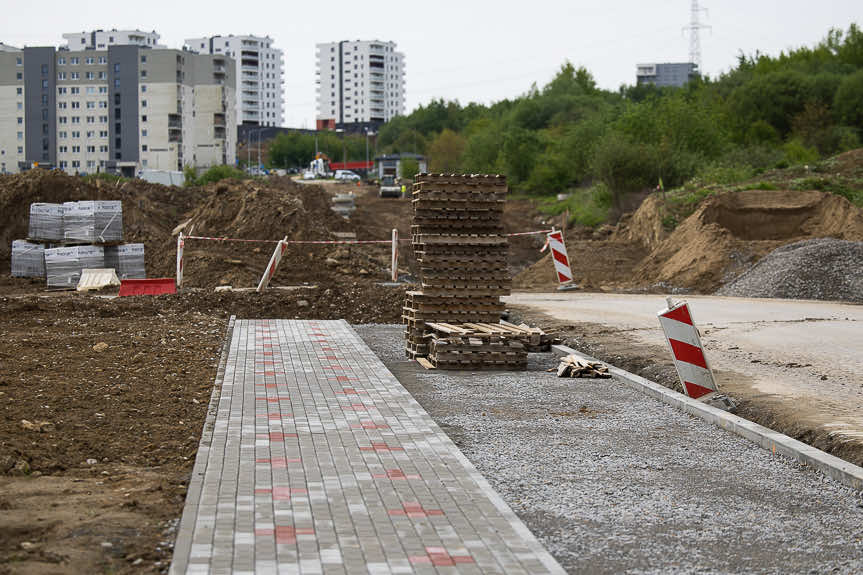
[140,69,147,78]
[71,145,81,153]
[59,145,68,153]
[17,132,22,140]
[142,145,147,151]
[99,130,108,138]
[86,72,94,80]
[86,131,94,137]
[99,115,107,122]
[86,101,95,109]
[141,114,147,122]
[87,145,95,153]
[98,56,107,64]
[42,79,49,88]
[17,87,22,95]
[58,72,66,80]
[16,72,22,80]
[87,160,95,169]
[113,63,120,73]
[71,116,80,124]
[141,55,147,63]
[59,131,67,138]
[99,101,107,108]
[86,116,95,124]
[141,85,147,93]
[85,57,94,65]
[71,131,80,138]
[58,57,66,65]
[17,147,23,154]
[141,100,147,108]
[72,160,80,168]
[59,116,67,124]
[70,57,79,65]
[71,101,80,109]
[98,71,106,80]
[141,129,147,137]
[16,117,22,124]
[41,63,48,75]
[69,71,79,80]
[99,145,108,152]
[86,86,96,94]
[71,87,79,94]
[17,102,22,110]
[98,86,107,94]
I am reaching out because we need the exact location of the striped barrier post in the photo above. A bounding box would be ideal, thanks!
[256,236,288,293]
[545,229,577,290]
[657,298,720,400]
[176,232,184,289]
[391,228,399,283]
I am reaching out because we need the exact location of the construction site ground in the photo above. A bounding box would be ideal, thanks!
[1,154,862,573]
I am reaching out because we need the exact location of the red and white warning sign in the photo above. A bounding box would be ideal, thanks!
[544,230,574,285]
[657,299,719,400]
[256,236,288,292]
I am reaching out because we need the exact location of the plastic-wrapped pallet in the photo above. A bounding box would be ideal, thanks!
[105,243,145,279]
[28,203,64,242]
[11,240,45,278]
[44,245,105,288]
[63,201,97,243]
[95,201,123,242]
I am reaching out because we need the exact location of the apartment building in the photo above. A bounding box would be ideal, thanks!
[0,40,236,175]
[315,40,405,131]
[184,35,283,127]
[62,29,164,52]
[636,62,699,88]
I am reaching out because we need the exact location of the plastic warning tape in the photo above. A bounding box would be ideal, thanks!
[183,230,554,245]
[657,301,719,400]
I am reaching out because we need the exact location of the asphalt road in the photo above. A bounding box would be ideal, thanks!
[356,324,863,574]
[505,292,863,455]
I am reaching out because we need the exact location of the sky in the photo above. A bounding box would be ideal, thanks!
[1,0,860,128]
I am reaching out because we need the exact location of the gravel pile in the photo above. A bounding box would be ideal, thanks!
[717,238,863,302]
[356,324,863,574]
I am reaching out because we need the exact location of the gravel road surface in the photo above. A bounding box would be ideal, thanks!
[356,324,863,575]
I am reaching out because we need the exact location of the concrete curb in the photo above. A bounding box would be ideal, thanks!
[553,344,863,491]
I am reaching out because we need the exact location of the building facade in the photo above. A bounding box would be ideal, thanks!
[0,41,236,175]
[184,35,283,127]
[315,40,405,131]
[636,62,699,88]
[62,29,164,52]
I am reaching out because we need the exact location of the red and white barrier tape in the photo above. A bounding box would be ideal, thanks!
[183,229,553,245]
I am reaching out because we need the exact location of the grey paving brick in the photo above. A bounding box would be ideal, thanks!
[170,320,563,574]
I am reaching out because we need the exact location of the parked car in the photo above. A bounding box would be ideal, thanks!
[334,170,360,181]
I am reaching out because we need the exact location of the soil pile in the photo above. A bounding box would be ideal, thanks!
[716,238,863,302]
[631,189,863,292]
[0,169,204,275]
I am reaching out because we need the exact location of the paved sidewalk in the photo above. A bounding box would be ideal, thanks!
[170,319,564,575]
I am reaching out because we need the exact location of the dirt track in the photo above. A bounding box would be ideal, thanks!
[506,292,863,467]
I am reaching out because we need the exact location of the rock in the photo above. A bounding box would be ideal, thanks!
[92,342,109,352]
[11,459,30,475]
[20,541,37,550]
[214,286,232,292]
[20,419,38,431]
[325,258,339,266]
[296,300,309,308]
[358,269,370,276]
[86,458,98,465]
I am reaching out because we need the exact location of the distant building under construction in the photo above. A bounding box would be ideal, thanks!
[636,62,699,88]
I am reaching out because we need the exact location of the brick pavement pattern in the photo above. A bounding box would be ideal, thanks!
[170,319,565,575]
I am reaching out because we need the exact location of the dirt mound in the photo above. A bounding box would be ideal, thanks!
[716,238,863,302]
[0,170,204,276]
[631,189,863,293]
[611,193,669,251]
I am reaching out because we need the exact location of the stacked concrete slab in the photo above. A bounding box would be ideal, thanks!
[404,173,527,369]
[10,240,46,278]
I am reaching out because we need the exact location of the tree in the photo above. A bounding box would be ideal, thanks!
[834,69,863,130]
[400,158,420,181]
[428,129,465,172]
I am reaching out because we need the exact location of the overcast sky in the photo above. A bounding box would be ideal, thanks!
[1,1,859,128]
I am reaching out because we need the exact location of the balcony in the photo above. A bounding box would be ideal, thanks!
[168,132,182,143]
[241,59,259,68]
[213,113,226,127]
[168,114,181,129]
[214,126,226,140]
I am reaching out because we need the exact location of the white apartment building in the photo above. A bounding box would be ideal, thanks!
[0,40,236,176]
[184,35,283,127]
[62,29,164,52]
[315,40,405,130]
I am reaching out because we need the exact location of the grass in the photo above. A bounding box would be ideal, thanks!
[537,184,612,228]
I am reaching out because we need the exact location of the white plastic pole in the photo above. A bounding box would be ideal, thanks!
[257,236,288,292]
[391,228,398,282]
[176,232,184,289]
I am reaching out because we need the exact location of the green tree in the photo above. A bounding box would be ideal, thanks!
[400,158,420,180]
[834,69,863,130]
[428,129,466,172]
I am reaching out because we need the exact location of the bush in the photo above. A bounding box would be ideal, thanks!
[185,165,248,187]
[538,184,613,228]
[782,139,820,166]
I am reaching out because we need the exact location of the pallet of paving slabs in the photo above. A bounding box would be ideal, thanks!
[10,240,46,278]
[104,243,145,280]
[28,203,64,242]
[44,245,105,288]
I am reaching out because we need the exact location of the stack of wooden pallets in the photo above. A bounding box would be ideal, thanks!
[404,173,530,369]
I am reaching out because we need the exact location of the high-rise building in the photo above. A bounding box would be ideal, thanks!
[315,40,405,131]
[184,35,283,127]
[62,29,165,52]
[0,38,236,176]
[636,62,699,88]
